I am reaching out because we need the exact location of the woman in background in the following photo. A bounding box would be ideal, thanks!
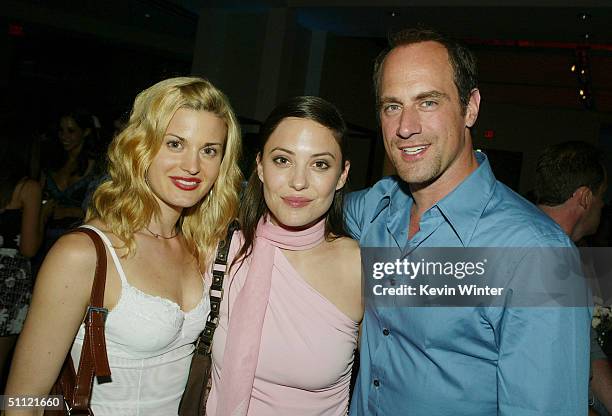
[208,96,362,416]
[0,124,44,386]
[40,108,99,249]
[6,76,242,415]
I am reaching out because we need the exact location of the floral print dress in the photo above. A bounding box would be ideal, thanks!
[0,209,32,336]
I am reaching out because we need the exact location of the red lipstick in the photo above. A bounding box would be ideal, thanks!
[169,176,202,191]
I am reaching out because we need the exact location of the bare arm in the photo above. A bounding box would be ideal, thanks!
[338,238,363,323]
[18,179,43,257]
[4,233,96,415]
[353,243,364,323]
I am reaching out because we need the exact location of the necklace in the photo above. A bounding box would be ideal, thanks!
[144,225,178,240]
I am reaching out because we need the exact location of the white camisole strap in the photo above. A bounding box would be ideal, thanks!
[79,225,129,286]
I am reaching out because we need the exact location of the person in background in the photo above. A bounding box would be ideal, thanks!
[0,122,44,388]
[535,141,611,416]
[5,76,242,415]
[208,96,362,416]
[79,107,130,215]
[40,108,99,251]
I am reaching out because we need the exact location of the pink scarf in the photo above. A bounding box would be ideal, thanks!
[216,216,326,416]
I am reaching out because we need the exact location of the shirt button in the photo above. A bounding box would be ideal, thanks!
[373,379,380,387]
[383,328,390,336]
[389,278,396,286]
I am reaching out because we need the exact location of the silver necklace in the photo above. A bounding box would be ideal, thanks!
[144,225,178,240]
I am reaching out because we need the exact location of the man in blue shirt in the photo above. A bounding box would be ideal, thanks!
[346,27,591,415]
[534,141,610,414]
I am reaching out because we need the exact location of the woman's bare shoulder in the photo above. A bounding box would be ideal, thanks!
[31,231,100,302]
[46,230,98,271]
[325,236,361,277]
[328,235,360,257]
[45,219,118,277]
[19,178,42,195]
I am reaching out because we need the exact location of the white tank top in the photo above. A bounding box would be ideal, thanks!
[70,225,209,416]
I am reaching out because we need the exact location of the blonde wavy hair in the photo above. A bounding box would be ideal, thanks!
[87,76,242,267]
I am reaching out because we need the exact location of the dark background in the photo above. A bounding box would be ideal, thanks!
[2,0,612,193]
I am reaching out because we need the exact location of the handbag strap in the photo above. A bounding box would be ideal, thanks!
[69,227,112,410]
[196,220,239,356]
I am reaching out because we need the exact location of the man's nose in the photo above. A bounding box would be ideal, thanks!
[396,107,422,139]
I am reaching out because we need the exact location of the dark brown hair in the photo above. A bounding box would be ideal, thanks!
[535,141,606,206]
[373,27,478,114]
[236,96,349,263]
[48,108,99,176]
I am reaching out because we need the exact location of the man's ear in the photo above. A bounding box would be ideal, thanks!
[256,153,264,183]
[575,186,593,210]
[465,88,481,128]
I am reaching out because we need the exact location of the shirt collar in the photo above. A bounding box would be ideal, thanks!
[435,151,497,246]
[370,179,412,223]
[367,152,497,246]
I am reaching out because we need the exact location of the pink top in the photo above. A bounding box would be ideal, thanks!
[207,233,359,415]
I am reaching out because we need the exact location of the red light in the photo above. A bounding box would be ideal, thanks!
[8,23,24,37]
[484,130,495,139]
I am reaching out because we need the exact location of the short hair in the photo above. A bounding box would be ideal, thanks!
[535,141,606,206]
[236,96,349,263]
[373,27,478,114]
[87,76,242,266]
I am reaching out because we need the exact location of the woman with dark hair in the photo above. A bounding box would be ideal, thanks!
[207,96,363,416]
[0,126,44,383]
[40,108,99,248]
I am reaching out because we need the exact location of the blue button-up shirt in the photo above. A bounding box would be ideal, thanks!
[346,152,590,416]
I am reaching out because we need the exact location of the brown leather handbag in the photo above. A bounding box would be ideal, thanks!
[178,221,237,416]
[45,227,112,415]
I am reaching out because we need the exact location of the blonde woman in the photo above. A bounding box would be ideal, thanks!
[5,77,242,415]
